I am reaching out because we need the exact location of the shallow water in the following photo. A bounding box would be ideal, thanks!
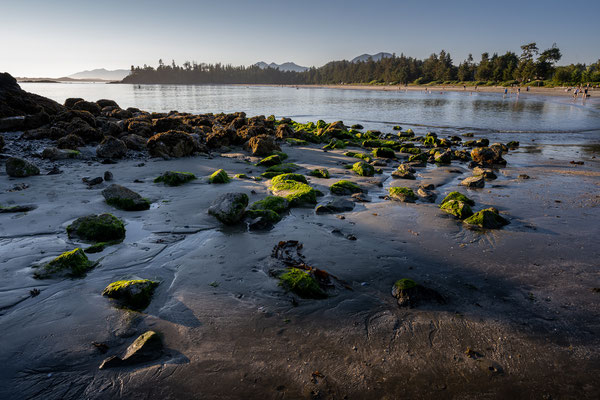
[20,83,600,140]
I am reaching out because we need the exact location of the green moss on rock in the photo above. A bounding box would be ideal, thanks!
[34,248,94,279]
[373,147,395,158]
[352,161,375,177]
[102,279,159,309]
[67,214,126,242]
[271,173,307,185]
[249,196,289,214]
[244,209,281,224]
[261,171,284,179]
[266,163,300,173]
[270,180,316,206]
[256,154,282,167]
[388,187,417,203]
[330,180,363,195]
[440,200,473,219]
[441,191,475,206]
[394,278,417,290]
[154,171,196,186]
[286,138,308,146]
[279,268,326,299]
[463,208,509,229]
[209,169,231,183]
[309,168,330,179]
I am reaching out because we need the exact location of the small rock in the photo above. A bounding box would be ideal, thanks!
[460,175,485,188]
[99,331,163,369]
[315,198,355,214]
[102,184,150,211]
[104,171,113,181]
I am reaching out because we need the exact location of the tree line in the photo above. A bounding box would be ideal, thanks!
[123,43,600,86]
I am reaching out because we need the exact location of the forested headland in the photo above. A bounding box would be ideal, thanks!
[122,43,600,87]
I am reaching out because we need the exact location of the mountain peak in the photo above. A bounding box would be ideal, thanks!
[254,61,308,72]
[351,52,393,63]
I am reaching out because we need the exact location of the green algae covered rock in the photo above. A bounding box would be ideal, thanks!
[286,138,308,146]
[388,187,417,203]
[463,208,509,229]
[154,171,196,186]
[261,171,284,179]
[440,200,473,219]
[271,173,307,185]
[102,184,151,211]
[5,157,40,177]
[208,192,249,224]
[408,153,428,162]
[99,330,163,369]
[279,268,326,299]
[244,209,281,224]
[34,248,94,279]
[400,147,421,155]
[256,154,282,167]
[352,161,375,177]
[67,214,126,242]
[209,169,231,184]
[373,147,395,158]
[249,196,289,214]
[440,191,474,206]
[266,163,300,174]
[309,168,330,179]
[393,278,417,291]
[270,180,316,206]
[102,279,159,309]
[330,180,363,195]
[323,139,346,150]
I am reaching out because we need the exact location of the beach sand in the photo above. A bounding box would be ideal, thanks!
[0,129,599,399]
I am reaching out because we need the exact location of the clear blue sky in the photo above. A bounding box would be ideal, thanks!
[1,0,599,77]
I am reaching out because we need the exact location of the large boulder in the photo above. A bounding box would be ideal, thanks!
[270,180,316,206]
[102,184,150,211]
[245,135,280,157]
[208,192,249,224]
[96,136,127,159]
[388,187,417,203]
[352,161,375,177]
[5,157,40,177]
[147,130,199,158]
[330,180,363,195]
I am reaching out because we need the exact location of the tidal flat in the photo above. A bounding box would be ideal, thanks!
[1,74,599,399]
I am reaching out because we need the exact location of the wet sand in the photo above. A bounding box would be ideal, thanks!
[1,132,600,399]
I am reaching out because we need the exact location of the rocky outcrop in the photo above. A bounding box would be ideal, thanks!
[0,73,65,119]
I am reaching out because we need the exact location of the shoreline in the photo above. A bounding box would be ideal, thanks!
[2,76,600,399]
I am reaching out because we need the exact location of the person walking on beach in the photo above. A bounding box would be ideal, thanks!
[504,88,508,97]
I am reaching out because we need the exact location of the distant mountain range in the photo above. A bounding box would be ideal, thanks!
[351,52,393,63]
[67,68,130,81]
[254,62,309,72]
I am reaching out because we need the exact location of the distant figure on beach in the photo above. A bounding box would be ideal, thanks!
[518,87,521,94]
[463,85,466,91]
[526,86,530,92]
[504,88,508,96]
[474,85,478,92]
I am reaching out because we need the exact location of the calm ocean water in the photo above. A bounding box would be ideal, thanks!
[20,82,600,142]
